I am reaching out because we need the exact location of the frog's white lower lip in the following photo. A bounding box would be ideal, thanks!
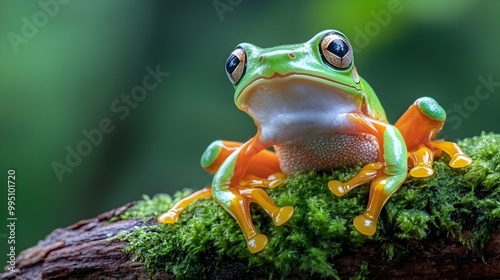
[235,74,361,107]
[236,74,361,110]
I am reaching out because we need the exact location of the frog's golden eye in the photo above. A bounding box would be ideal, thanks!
[320,32,353,69]
[225,47,246,84]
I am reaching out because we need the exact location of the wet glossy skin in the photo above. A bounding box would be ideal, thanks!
[158,30,472,253]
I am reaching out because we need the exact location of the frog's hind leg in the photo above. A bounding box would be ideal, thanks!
[201,140,283,178]
[395,97,472,177]
[408,145,435,178]
[328,163,383,196]
[202,140,287,188]
[395,97,444,177]
[408,140,472,177]
[427,140,472,168]
[157,187,212,224]
[158,140,286,226]
[406,141,471,178]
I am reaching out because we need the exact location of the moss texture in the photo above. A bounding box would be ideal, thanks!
[119,133,500,279]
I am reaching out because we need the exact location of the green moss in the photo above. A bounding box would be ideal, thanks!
[118,133,500,279]
[349,261,369,280]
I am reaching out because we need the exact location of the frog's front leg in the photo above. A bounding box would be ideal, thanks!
[212,136,294,253]
[158,140,286,225]
[328,163,383,196]
[330,114,408,236]
[395,97,472,177]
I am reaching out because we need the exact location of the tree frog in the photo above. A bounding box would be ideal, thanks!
[158,30,472,253]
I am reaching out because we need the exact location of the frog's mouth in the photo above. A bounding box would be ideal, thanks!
[236,74,365,142]
[237,74,363,117]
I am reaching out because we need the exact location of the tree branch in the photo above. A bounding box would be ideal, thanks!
[1,201,499,279]
[0,203,172,280]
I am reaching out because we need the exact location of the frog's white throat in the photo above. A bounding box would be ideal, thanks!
[239,75,363,144]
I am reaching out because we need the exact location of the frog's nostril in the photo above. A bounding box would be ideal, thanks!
[288,53,296,59]
[258,56,263,63]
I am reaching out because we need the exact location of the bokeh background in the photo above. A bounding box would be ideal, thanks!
[1,0,499,267]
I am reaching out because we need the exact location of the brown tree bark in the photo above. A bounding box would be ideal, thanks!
[0,203,172,280]
[1,202,499,280]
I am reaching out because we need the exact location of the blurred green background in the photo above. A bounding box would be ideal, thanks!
[1,0,499,267]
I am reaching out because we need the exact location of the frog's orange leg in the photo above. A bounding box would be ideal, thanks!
[159,138,293,253]
[241,187,294,226]
[407,140,472,178]
[158,140,287,229]
[240,173,287,189]
[211,136,294,253]
[157,186,212,224]
[202,140,287,188]
[395,97,472,177]
[201,140,282,178]
[408,145,435,177]
[328,163,383,196]
[202,140,287,187]
[427,140,472,168]
[329,113,408,236]
[395,97,445,151]
[395,97,444,177]
[354,172,406,234]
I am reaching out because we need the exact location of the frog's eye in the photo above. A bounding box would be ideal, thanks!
[319,32,353,69]
[225,47,246,84]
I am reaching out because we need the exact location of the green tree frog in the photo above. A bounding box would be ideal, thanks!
[158,30,472,253]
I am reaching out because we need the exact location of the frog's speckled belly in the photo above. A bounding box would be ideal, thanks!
[274,133,379,174]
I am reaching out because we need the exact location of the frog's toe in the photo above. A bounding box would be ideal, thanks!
[240,172,287,189]
[157,210,179,224]
[267,172,287,188]
[328,180,346,197]
[353,214,377,236]
[247,233,268,254]
[272,206,294,226]
[410,164,434,178]
[449,154,473,168]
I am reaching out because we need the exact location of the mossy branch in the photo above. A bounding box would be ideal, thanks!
[2,133,500,280]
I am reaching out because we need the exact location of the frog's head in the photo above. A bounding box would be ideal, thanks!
[224,30,385,124]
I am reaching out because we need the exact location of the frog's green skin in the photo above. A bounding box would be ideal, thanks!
[159,30,472,254]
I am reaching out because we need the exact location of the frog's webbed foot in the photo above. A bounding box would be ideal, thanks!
[428,140,472,168]
[329,162,403,236]
[328,163,384,197]
[329,162,407,236]
[407,141,473,178]
[240,172,287,189]
[408,145,435,178]
[240,187,295,226]
[354,171,407,236]
[217,185,294,253]
[157,186,212,224]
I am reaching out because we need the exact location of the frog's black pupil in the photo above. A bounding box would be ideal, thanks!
[226,54,240,74]
[328,39,349,57]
